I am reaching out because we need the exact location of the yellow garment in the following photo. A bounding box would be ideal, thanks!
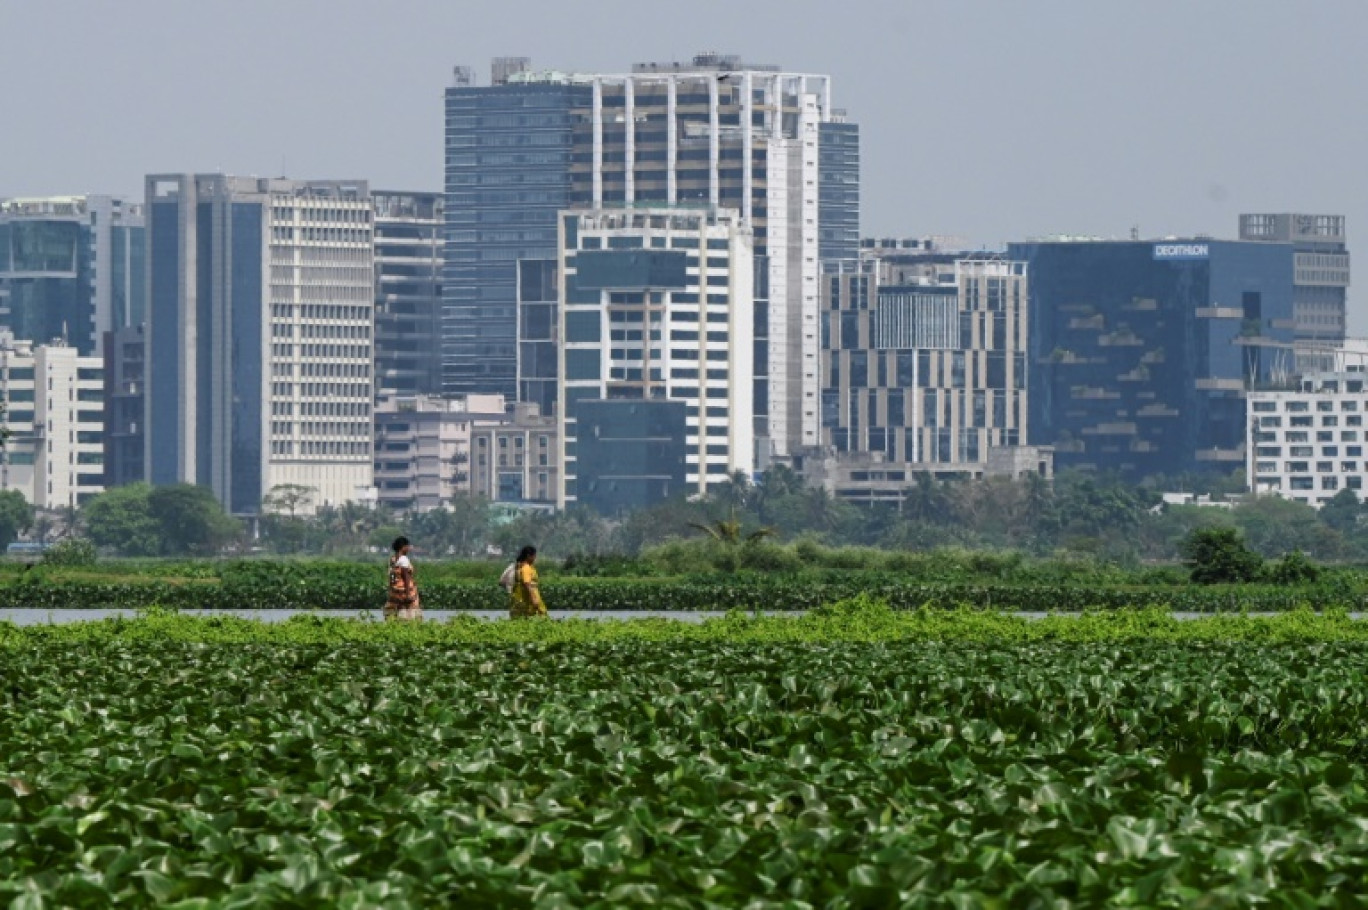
[509,563,546,618]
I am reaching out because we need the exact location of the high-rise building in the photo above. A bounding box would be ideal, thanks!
[0,332,105,508]
[444,53,856,462]
[821,255,1031,470]
[103,324,145,488]
[1007,238,1297,480]
[515,257,559,417]
[1239,214,1349,345]
[556,207,754,510]
[373,191,443,398]
[443,69,588,399]
[145,175,374,515]
[818,115,860,265]
[1247,371,1368,507]
[0,195,144,356]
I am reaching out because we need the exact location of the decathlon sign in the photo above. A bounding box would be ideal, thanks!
[1153,243,1209,260]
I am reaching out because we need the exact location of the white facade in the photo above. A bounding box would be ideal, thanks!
[1248,371,1368,507]
[145,175,374,515]
[557,207,754,507]
[373,393,506,512]
[534,61,833,461]
[0,333,104,508]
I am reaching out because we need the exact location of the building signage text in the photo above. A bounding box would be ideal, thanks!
[1153,243,1209,260]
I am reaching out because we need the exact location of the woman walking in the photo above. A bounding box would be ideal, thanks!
[385,536,422,621]
[508,545,546,619]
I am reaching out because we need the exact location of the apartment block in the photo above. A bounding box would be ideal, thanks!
[0,332,104,508]
[445,53,857,461]
[468,402,558,506]
[1247,372,1368,507]
[102,324,145,487]
[814,250,1037,503]
[372,393,505,512]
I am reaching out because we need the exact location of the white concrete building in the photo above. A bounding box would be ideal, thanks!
[0,332,104,508]
[557,207,754,508]
[145,175,374,515]
[1248,371,1368,506]
[373,393,506,512]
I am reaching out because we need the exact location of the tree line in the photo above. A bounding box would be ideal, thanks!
[11,467,1368,567]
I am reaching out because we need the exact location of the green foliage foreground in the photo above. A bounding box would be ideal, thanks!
[4,605,1368,905]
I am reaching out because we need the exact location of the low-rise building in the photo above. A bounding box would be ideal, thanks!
[0,332,104,508]
[469,402,557,507]
[373,394,559,512]
[373,393,505,513]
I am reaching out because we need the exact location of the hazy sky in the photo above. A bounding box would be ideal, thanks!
[2,1,1362,324]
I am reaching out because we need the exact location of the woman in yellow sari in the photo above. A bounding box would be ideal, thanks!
[508,545,546,618]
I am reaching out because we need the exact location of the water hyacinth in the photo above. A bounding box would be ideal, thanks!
[3,602,1368,904]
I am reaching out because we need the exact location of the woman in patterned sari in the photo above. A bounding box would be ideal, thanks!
[508,545,546,619]
[385,536,422,621]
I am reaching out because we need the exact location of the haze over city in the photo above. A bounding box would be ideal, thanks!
[2,0,1362,323]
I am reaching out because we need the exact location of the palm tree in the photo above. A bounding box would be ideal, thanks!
[689,507,775,545]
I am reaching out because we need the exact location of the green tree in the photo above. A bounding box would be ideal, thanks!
[689,507,775,545]
[412,494,493,557]
[1180,526,1264,585]
[147,484,241,556]
[0,489,34,547]
[81,483,162,556]
[1232,495,1343,560]
[262,484,316,518]
[1318,488,1363,536]
[1265,549,1320,585]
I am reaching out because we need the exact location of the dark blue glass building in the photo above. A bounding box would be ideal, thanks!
[1006,239,1296,480]
[442,79,588,398]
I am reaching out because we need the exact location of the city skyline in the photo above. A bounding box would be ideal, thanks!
[1,2,1361,316]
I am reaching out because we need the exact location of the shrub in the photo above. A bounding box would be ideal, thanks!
[1181,527,1264,585]
[42,538,97,567]
[1266,549,1321,586]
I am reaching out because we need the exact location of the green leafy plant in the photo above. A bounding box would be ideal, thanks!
[1181,526,1264,584]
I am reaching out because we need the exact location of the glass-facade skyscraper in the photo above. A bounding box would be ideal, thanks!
[443,74,588,399]
[374,190,443,398]
[444,54,858,462]
[0,195,144,357]
[818,118,860,265]
[1007,239,1297,480]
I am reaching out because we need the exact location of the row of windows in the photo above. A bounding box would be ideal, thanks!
[270,382,371,399]
[269,206,371,224]
[1256,461,1364,474]
[1258,414,1362,428]
[1254,397,1363,412]
[1255,475,1360,493]
[269,440,370,457]
[271,401,369,417]
[273,362,371,379]
[269,421,370,438]
[270,304,372,321]
[270,343,371,360]
[272,323,372,340]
